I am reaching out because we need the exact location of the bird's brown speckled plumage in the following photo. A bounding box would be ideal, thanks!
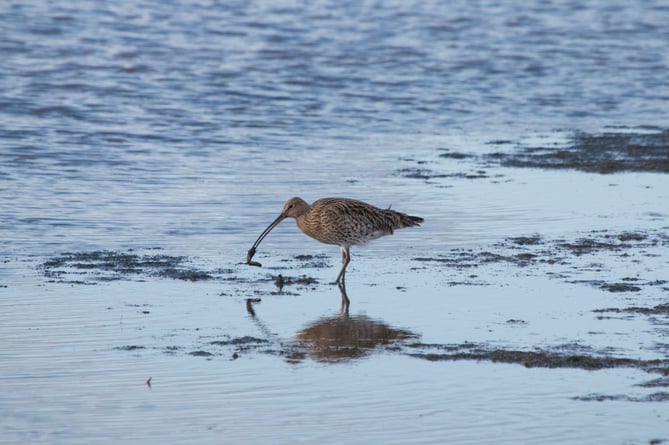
[290,197,421,247]
[247,197,423,288]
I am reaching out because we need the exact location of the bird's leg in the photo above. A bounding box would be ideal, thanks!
[337,248,351,315]
[338,281,350,316]
[335,246,350,285]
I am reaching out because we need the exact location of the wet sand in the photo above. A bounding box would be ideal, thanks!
[3,133,669,443]
[15,130,665,401]
[35,225,669,383]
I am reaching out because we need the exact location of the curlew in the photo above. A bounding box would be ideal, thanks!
[246,197,423,285]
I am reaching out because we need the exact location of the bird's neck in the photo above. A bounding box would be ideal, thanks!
[294,211,316,237]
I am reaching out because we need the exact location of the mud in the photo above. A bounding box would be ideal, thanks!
[116,327,669,388]
[402,129,669,176]
[413,229,668,294]
[35,226,669,403]
[111,298,420,363]
[114,345,147,351]
[40,249,216,283]
[485,129,669,173]
[599,282,643,293]
[594,303,669,316]
[396,167,493,180]
[557,231,655,255]
[210,336,270,348]
[574,393,669,402]
[288,254,330,269]
[405,342,669,374]
[40,229,666,291]
[273,274,319,290]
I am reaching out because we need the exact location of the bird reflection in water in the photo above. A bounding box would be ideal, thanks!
[287,312,418,364]
[246,283,418,364]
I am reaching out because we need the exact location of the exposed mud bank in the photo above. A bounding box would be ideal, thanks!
[413,228,669,293]
[35,225,669,403]
[485,129,669,173]
[398,129,669,179]
[407,342,669,378]
[40,250,217,283]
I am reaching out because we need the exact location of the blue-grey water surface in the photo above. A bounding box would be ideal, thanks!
[2,1,669,444]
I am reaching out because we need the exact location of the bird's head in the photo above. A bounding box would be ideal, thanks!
[247,197,311,267]
[281,197,309,219]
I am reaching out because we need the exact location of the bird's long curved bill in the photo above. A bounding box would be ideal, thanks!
[246,214,285,267]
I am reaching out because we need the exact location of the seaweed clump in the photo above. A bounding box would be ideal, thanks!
[41,250,213,283]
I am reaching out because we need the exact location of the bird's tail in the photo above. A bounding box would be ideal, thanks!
[408,215,424,225]
[378,208,423,232]
[394,212,423,228]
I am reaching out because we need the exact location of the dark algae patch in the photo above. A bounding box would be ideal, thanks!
[557,238,621,255]
[414,229,667,284]
[438,151,477,160]
[411,226,669,329]
[406,342,669,376]
[189,350,215,357]
[574,393,669,403]
[507,234,543,246]
[210,336,269,348]
[484,129,669,173]
[114,345,146,351]
[291,253,330,269]
[599,282,642,293]
[126,332,669,385]
[156,268,213,281]
[396,167,491,180]
[594,303,669,316]
[274,274,318,288]
[413,249,543,269]
[419,129,669,174]
[617,232,647,242]
[408,346,636,370]
[41,250,214,283]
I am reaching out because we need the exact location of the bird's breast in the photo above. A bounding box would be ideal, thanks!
[297,215,391,247]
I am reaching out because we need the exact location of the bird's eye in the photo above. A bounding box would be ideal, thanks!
[288,204,294,209]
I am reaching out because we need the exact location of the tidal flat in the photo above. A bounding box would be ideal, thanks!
[3,0,669,442]
[4,129,669,444]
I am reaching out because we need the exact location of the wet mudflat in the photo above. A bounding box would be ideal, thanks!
[5,132,669,443]
[32,222,669,384]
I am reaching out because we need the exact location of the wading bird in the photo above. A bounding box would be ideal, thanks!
[246,197,423,287]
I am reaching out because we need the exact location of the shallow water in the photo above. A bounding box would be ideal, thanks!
[2,0,669,443]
